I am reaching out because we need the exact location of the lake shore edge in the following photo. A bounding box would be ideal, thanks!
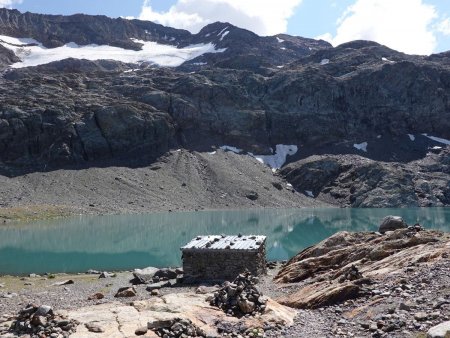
[1,227,449,337]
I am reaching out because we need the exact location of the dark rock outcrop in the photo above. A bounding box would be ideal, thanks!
[0,44,19,69]
[0,8,190,49]
[280,149,450,207]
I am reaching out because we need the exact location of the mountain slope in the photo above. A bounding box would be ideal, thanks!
[0,8,449,208]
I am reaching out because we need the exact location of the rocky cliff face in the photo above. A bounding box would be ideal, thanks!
[0,8,449,207]
[280,149,450,207]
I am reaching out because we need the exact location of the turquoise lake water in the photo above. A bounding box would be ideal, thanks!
[0,207,449,275]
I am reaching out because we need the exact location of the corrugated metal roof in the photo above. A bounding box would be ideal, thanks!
[181,235,266,251]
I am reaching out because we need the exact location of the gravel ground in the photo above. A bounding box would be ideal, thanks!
[0,267,280,317]
[0,149,329,223]
[1,259,449,337]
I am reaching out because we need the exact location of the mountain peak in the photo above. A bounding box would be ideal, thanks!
[199,21,236,33]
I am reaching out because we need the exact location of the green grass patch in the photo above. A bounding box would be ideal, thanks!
[0,205,75,224]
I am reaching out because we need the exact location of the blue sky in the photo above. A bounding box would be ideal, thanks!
[7,0,450,54]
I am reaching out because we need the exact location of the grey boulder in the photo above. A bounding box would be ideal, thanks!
[132,267,159,284]
[428,321,450,338]
[378,216,407,234]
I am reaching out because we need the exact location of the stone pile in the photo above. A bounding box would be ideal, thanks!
[408,223,424,232]
[148,317,206,337]
[215,321,285,338]
[338,264,364,283]
[8,304,79,338]
[266,261,277,269]
[210,272,268,317]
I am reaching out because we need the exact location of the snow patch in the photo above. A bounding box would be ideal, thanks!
[353,142,368,152]
[305,190,314,198]
[276,65,284,68]
[422,133,450,145]
[192,62,207,66]
[0,35,226,68]
[220,145,242,154]
[208,151,216,155]
[253,145,298,170]
[123,68,140,73]
[219,144,297,170]
[280,47,286,50]
[276,37,284,43]
[408,134,415,141]
[377,135,382,139]
[320,59,330,65]
[219,31,229,41]
[0,36,39,45]
[217,27,229,37]
[382,57,394,63]
[286,183,293,188]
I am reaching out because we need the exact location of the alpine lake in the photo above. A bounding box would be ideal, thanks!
[1,207,449,275]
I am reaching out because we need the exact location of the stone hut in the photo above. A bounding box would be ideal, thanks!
[181,235,267,282]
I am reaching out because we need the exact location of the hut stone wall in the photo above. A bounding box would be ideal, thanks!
[182,244,266,282]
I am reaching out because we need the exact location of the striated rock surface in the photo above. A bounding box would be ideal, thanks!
[274,228,450,309]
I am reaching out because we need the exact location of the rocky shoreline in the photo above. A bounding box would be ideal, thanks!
[1,218,449,337]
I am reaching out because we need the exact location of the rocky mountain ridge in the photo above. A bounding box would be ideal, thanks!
[0,8,449,208]
[0,8,330,72]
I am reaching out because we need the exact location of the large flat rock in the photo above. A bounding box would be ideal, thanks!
[67,292,296,337]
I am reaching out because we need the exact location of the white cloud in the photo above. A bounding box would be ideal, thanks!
[436,18,450,36]
[0,0,21,8]
[320,0,438,55]
[315,32,333,43]
[139,0,303,36]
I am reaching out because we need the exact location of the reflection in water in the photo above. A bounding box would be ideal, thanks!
[0,207,449,275]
